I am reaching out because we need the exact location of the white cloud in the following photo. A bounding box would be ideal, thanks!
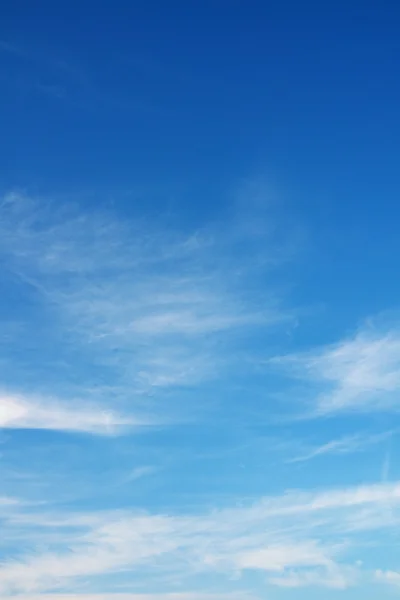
[0,391,143,435]
[288,431,392,463]
[122,466,156,482]
[0,496,21,506]
[1,481,400,595]
[375,569,400,587]
[272,322,400,414]
[233,542,331,571]
[269,564,358,589]
[130,310,259,336]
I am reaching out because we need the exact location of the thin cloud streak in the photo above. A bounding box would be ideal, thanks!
[0,392,146,435]
[269,564,358,589]
[287,431,392,463]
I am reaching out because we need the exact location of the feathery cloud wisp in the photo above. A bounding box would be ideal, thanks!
[271,323,400,414]
[0,192,291,431]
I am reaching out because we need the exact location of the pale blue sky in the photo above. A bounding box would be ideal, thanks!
[1,1,400,599]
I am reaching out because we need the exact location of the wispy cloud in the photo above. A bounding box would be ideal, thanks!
[1,481,399,594]
[0,391,141,435]
[269,564,358,589]
[0,191,291,429]
[121,466,156,483]
[271,321,400,414]
[288,431,392,463]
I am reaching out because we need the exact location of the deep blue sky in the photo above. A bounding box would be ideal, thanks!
[2,0,399,202]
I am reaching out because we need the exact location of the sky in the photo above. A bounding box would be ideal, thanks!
[1,1,400,599]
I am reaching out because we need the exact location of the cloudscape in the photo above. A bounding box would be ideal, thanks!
[1,2,400,599]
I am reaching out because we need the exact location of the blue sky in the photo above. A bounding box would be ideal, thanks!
[1,1,400,599]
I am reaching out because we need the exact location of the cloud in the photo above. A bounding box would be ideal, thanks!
[271,321,400,414]
[122,466,156,482]
[129,309,260,336]
[1,480,400,595]
[375,570,400,587]
[232,542,331,571]
[288,431,392,463]
[269,564,358,589]
[0,391,143,435]
[0,191,291,427]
